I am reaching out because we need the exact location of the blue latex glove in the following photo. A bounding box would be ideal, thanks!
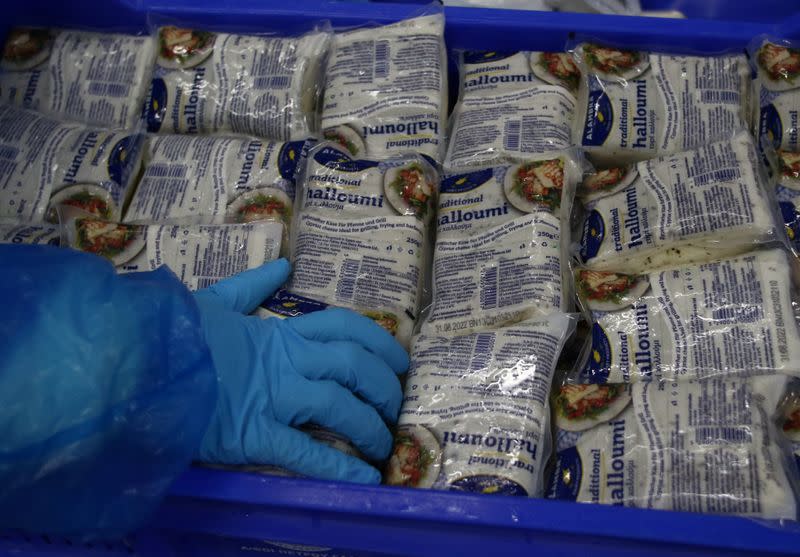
[194,258,408,483]
[0,245,216,539]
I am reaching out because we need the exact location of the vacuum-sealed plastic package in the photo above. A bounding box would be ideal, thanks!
[576,132,780,274]
[572,43,750,166]
[549,376,799,520]
[460,51,581,99]
[574,248,800,383]
[422,152,581,335]
[288,143,437,346]
[384,313,574,496]
[124,134,306,225]
[0,223,59,245]
[145,26,330,141]
[0,28,156,129]
[0,105,143,224]
[445,85,575,171]
[320,14,447,162]
[61,207,283,287]
[750,38,800,153]
[775,150,800,257]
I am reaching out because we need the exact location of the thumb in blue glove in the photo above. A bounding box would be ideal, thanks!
[193,258,409,484]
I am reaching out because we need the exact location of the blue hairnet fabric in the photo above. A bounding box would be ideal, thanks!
[0,245,216,540]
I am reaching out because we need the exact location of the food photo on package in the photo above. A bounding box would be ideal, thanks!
[571,41,751,166]
[0,27,156,129]
[145,24,330,141]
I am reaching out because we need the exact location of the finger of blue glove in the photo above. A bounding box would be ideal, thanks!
[289,340,403,423]
[286,307,409,374]
[253,422,381,484]
[278,377,393,462]
[195,258,290,314]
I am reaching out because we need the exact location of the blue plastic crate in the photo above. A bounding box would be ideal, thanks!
[2,1,800,555]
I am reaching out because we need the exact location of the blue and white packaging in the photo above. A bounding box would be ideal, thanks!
[145,26,330,142]
[573,248,800,383]
[0,223,59,245]
[576,131,780,274]
[0,105,143,224]
[549,376,799,520]
[572,42,750,166]
[0,28,155,130]
[321,14,447,163]
[386,314,574,497]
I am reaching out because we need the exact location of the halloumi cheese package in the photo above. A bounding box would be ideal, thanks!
[384,314,574,496]
[573,248,800,383]
[60,207,283,287]
[288,143,437,347]
[124,134,309,226]
[321,14,447,163]
[750,38,800,154]
[572,42,750,166]
[0,28,156,129]
[0,105,144,224]
[776,150,800,257]
[421,151,581,335]
[576,131,781,274]
[549,376,799,520]
[145,26,330,141]
[0,223,59,245]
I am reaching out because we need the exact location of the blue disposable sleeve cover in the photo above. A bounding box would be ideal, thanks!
[0,244,217,540]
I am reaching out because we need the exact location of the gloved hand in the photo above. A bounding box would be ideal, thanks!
[193,258,408,484]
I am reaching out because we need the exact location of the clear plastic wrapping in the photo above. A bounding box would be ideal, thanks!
[60,206,284,287]
[124,134,309,226]
[575,131,781,274]
[573,248,800,383]
[571,42,751,166]
[421,151,583,335]
[320,13,447,163]
[549,375,799,520]
[285,142,437,347]
[0,28,156,129]
[775,150,800,257]
[0,105,144,224]
[384,313,575,496]
[144,25,330,141]
[750,37,800,154]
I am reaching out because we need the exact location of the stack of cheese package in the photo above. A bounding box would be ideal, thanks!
[547,41,800,520]
[0,24,329,289]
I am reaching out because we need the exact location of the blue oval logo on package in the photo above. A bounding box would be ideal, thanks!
[546,446,582,501]
[582,80,614,147]
[260,288,329,318]
[146,77,167,133]
[760,103,784,150]
[441,168,494,194]
[463,51,520,65]
[580,323,612,383]
[779,200,800,250]
[278,140,307,181]
[313,145,380,173]
[449,475,528,497]
[579,209,605,262]
[108,134,143,195]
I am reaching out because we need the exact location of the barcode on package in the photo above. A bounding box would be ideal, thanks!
[0,145,19,160]
[146,163,188,179]
[194,277,218,290]
[336,258,360,301]
[693,167,741,187]
[469,333,496,372]
[375,41,390,79]
[480,267,498,309]
[87,82,130,98]
[254,76,291,90]
[504,120,521,151]
[699,90,740,105]
[694,426,753,445]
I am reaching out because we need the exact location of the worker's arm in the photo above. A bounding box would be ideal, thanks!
[0,245,407,539]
